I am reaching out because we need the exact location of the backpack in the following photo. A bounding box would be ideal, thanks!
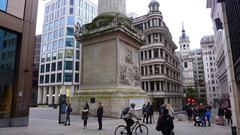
[121,107,130,116]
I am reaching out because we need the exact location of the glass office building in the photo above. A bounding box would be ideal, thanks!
[38,0,97,105]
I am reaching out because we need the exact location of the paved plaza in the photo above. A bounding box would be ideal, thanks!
[0,108,231,135]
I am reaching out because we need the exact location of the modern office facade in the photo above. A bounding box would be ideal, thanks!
[201,36,220,107]
[207,0,240,133]
[133,0,184,110]
[0,0,38,127]
[37,0,97,105]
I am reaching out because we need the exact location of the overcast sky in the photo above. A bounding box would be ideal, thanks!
[36,0,214,49]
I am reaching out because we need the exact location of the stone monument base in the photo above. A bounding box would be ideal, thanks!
[71,88,148,118]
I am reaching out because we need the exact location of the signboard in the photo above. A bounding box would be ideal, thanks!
[58,95,67,124]
[129,98,145,110]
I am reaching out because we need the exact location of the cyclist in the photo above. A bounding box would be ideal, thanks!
[122,103,140,135]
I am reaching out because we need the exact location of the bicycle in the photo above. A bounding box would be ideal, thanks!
[114,118,149,135]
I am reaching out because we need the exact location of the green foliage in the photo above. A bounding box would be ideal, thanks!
[185,87,198,99]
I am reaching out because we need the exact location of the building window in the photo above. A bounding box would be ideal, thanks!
[57,61,62,70]
[66,38,74,47]
[60,17,65,26]
[67,27,74,36]
[65,49,74,58]
[52,52,57,60]
[41,54,46,62]
[58,50,63,59]
[70,0,74,5]
[65,61,73,70]
[76,50,80,59]
[67,16,75,25]
[57,73,62,82]
[51,74,55,83]
[47,42,52,51]
[53,30,58,39]
[64,73,73,82]
[75,62,79,71]
[59,28,65,37]
[53,40,58,50]
[75,73,79,82]
[49,22,54,31]
[46,64,50,72]
[184,62,188,68]
[40,75,44,84]
[69,8,74,14]
[59,39,64,48]
[76,41,80,48]
[47,53,51,61]
[51,63,56,71]
[40,65,45,73]
[45,75,50,83]
[54,20,60,29]
[153,48,159,58]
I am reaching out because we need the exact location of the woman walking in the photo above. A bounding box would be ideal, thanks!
[82,102,89,129]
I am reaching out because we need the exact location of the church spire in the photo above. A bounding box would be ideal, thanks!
[182,22,185,33]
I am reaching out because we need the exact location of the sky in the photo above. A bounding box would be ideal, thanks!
[36,0,214,50]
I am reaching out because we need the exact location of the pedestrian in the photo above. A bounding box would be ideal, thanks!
[64,104,72,126]
[166,104,174,119]
[149,103,154,124]
[142,104,147,123]
[97,102,104,130]
[82,102,89,129]
[159,105,164,117]
[198,103,206,127]
[225,107,232,125]
[186,104,193,122]
[146,102,151,124]
[218,105,225,126]
[205,108,211,126]
[156,109,174,135]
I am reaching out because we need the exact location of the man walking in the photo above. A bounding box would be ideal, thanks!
[97,102,104,130]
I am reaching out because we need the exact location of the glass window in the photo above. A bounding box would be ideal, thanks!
[54,20,59,29]
[43,34,47,42]
[57,61,62,70]
[66,38,74,47]
[49,22,54,31]
[53,30,58,39]
[67,16,75,25]
[59,28,65,37]
[51,74,55,83]
[48,32,53,41]
[47,53,51,61]
[65,49,74,58]
[0,0,7,11]
[41,54,46,62]
[70,0,74,5]
[53,40,58,50]
[60,17,65,26]
[45,75,50,83]
[75,62,79,71]
[65,61,73,70]
[57,73,62,82]
[76,50,80,59]
[40,65,45,73]
[76,41,80,48]
[61,7,66,16]
[51,63,56,71]
[43,24,48,33]
[58,50,63,59]
[59,39,64,48]
[67,27,74,36]
[69,7,74,14]
[46,64,50,72]
[64,73,73,82]
[40,75,44,84]
[75,73,79,82]
[52,51,57,60]
[47,42,52,51]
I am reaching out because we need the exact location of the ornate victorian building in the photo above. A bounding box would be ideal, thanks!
[133,0,183,110]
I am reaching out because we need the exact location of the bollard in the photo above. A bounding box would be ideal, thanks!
[231,126,237,135]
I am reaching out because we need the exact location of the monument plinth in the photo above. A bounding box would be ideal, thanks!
[72,1,148,118]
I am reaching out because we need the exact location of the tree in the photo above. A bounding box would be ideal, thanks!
[185,87,198,100]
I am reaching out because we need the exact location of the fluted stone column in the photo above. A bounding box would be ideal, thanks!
[43,87,47,104]
[98,0,126,15]
[48,87,53,105]
[37,87,42,104]
[55,86,59,104]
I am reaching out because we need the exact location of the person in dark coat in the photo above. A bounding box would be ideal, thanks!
[218,106,225,125]
[142,104,147,123]
[97,102,104,130]
[64,104,72,126]
[225,108,232,125]
[198,104,206,127]
[82,102,89,128]
[156,109,174,135]
[186,104,193,122]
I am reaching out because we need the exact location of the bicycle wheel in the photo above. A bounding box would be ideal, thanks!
[135,124,148,135]
[115,125,128,135]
